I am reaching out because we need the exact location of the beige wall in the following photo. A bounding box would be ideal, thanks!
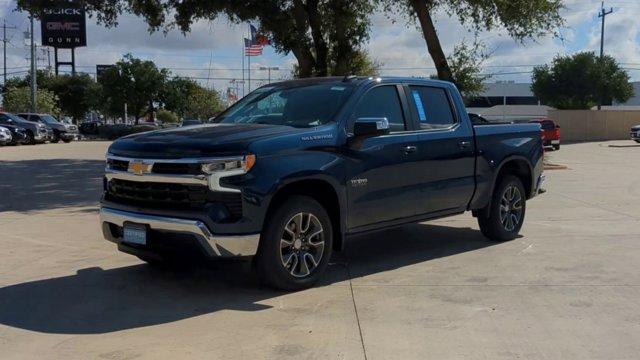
[547,110,639,142]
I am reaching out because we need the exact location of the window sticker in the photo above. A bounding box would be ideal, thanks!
[412,90,427,122]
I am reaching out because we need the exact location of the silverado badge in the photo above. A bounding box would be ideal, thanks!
[128,160,153,176]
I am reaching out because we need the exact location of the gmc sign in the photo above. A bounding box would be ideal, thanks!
[41,4,86,48]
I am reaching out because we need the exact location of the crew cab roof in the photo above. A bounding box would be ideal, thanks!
[262,76,457,90]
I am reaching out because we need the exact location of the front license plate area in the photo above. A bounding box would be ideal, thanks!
[123,223,147,245]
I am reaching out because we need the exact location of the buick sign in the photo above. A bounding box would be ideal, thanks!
[41,3,86,48]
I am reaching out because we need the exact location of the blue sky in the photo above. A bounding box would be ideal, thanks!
[1,0,639,96]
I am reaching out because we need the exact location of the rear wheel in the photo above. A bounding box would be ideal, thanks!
[478,175,526,241]
[553,144,560,150]
[255,196,333,291]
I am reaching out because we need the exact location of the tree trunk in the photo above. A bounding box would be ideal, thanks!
[292,48,315,78]
[410,0,454,82]
[306,0,328,76]
[291,0,317,78]
[329,0,352,76]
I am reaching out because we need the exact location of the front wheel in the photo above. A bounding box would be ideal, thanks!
[255,196,333,291]
[478,175,526,241]
[24,131,36,145]
[553,144,560,150]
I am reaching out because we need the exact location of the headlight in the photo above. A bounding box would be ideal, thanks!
[201,154,256,175]
[200,155,256,192]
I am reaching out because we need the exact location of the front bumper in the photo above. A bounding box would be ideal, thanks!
[631,131,640,140]
[100,207,260,258]
[60,132,77,140]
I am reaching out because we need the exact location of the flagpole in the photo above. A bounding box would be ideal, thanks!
[247,23,251,93]
[241,42,245,97]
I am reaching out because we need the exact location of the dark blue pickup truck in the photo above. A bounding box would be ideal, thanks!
[100,77,545,290]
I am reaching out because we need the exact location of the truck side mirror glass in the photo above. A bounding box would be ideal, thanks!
[353,117,390,137]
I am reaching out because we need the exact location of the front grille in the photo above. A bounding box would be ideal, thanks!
[107,158,129,172]
[152,162,201,175]
[106,160,199,175]
[106,179,243,218]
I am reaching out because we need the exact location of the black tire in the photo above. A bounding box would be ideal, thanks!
[553,144,560,150]
[62,138,72,143]
[478,175,526,241]
[24,131,36,145]
[255,195,333,291]
[635,140,640,144]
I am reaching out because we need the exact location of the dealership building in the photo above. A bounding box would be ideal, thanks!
[467,81,640,122]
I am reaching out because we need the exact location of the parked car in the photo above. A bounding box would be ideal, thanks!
[529,118,560,150]
[79,120,103,136]
[0,126,12,145]
[631,125,640,143]
[181,119,203,126]
[100,77,545,290]
[0,112,47,144]
[17,113,78,143]
[0,122,28,145]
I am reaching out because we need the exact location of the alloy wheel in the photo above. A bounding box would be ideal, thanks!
[499,185,523,232]
[279,212,325,278]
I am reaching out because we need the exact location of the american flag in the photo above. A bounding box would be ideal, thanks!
[244,38,263,56]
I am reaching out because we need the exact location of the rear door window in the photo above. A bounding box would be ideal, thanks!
[409,86,457,130]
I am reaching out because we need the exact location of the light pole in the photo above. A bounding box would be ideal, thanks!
[259,66,279,84]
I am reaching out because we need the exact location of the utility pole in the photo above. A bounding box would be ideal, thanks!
[3,20,17,87]
[598,1,613,110]
[29,12,37,112]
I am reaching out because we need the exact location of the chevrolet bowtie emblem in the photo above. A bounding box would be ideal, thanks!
[128,160,153,176]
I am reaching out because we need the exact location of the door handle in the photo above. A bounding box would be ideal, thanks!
[402,145,417,154]
[458,141,472,149]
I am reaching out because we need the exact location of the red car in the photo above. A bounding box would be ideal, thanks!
[530,118,560,150]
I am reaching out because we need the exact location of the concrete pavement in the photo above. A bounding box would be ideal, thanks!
[0,141,639,359]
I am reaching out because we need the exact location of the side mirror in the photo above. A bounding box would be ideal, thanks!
[353,117,390,137]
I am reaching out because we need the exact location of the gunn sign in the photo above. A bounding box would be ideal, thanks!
[41,4,86,48]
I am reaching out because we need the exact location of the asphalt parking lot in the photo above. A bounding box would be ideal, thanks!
[1,141,639,359]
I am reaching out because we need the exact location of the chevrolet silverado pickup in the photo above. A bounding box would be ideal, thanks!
[100,77,545,290]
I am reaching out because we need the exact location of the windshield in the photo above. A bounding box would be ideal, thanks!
[7,114,28,123]
[216,83,354,128]
[40,115,60,124]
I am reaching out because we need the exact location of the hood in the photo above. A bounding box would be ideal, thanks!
[108,123,298,158]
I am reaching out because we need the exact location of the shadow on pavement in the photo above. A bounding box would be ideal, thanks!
[0,223,497,334]
[0,159,104,213]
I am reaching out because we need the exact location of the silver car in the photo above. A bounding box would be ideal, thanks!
[0,126,12,145]
[631,125,640,143]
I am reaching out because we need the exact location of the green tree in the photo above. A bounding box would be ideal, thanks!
[446,41,490,98]
[99,54,168,123]
[156,108,179,123]
[18,0,373,78]
[3,86,60,115]
[47,74,102,123]
[162,77,201,117]
[531,52,634,110]
[3,70,55,91]
[185,87,225,120]
[378,0,564,84]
